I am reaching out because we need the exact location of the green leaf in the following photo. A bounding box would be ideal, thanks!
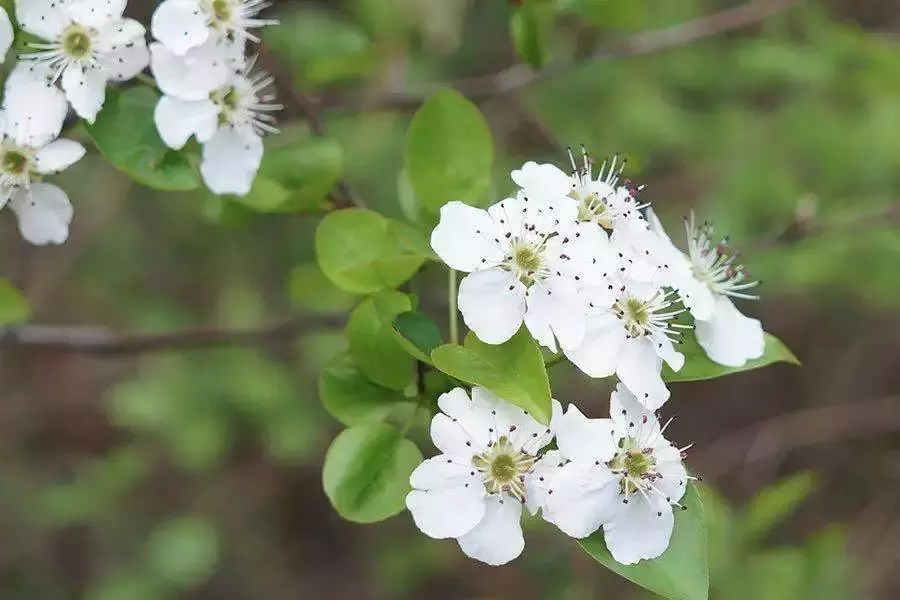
[430,328,552,424]
[405,89,494,212]
[346,291,415,390]
[579,483,709,600]
[319,352,410,426]
[511,1,553,68]
[741,472,817,541]
[287,263,357,314]
[145,517,219,588]
[0,279,30,325]
[232,137,342,213]
[85,87,199,191]
[392,311,443,364]
[663,332,799,382]
[316,209,430,294]
[322,424,423,523]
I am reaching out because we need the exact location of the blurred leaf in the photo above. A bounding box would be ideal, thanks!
[511,1,553,69]
[579,483,709,600]
[288,262,358,314]
[323,424,422,523]
[392,311,443,364]
[664,332,799,382]
[347,291,415,390]
[431,328,552,424]
[85,87,199,191]
[262,407,321,463]
[146,517,219,588]
[264,8,372,86]
[87,571,162,600]
[166,416,229,471]
[319,352,409,426]
[0,279,30,325]
[741,472,817,542]
[316,209,430,294]
[406,89,494,212]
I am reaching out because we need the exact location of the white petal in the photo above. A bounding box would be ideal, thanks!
[97,20,150,81]
[3,66,68,147]
[610,383,662,442]
[151,0,209,56]
[563,314,625,378]
[9,183,73,245]
[0,8,13,62]
[16,0,68,39]
[524,449,563,518]
[430,201,504,272]
[154,95,219,149]
[430,414,481,459]
[409,456,482,492]
[457,495,524,565]
[616,338,670,410]
[677,275,716,321]
[545,460,620,538]
[653,457,688,504]
[200,127,264,196]
[406,487,486,540]
[149,40,230,101]
[525,277,585,352]
[61,65,108,123]
[695,296,765,367]
[603,496,674,565]
[556,404,617,462]
[493,397,560,455]
[655,334,685,372]
[67,0,127,27]
[457,269,526,345]
[33,140,86,174]
[510,161,572,201]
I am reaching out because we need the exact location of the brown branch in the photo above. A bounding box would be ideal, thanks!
[330,0,805,112]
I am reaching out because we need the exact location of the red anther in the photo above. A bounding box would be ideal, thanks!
[680,451,688,459]
[509,425,517,432]
[642,415,648,424]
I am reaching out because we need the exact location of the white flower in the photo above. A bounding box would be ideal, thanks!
[0,8,13,63]
[431,195,613,350]
[151,45,280,196]
[151,0,276,56]
[563,279,687,409]
[648,210,765,367]
[406,387,559,565]
[16,0,150,122]
[0,76,85,244]
[544,384,692,565]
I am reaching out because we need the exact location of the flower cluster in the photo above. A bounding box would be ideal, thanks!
[407,384,693,566]
[149,0,281,195]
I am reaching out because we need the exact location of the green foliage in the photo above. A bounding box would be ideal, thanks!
[288,263,358,314]
[322,423,422,523]
[405,89,494,212]
[145,517,219,588]
[391,311,444,364]
[346,291,415,390]
[85,87,199,191]
[664,333,799,382]
[740,471,817,542]
[579,484,709,600]
[0,279,29,325]
[511,1,553,68]
[319,352,411,426]
[431,328,552,424]
[316,209,432,294]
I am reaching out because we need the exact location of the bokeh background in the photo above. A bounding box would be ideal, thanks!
[1,0,899,598]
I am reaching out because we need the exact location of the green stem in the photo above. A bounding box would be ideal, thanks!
[448,268,459,345]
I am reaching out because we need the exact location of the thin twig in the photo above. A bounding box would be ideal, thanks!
[329,0,805,112]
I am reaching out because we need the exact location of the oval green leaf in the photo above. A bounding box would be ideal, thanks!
[85,87,199,191]
[392,311,443,364]
[316,209,430,294]
[405,89,494,212]
[511,2,553,69]
[288,263,357,314]
[322,424,423,523]
[319,352,410,426]
[145,516,219,588]
[0,279,30,325]
[346,291,415,390]
[579,483,709,600]
[430,328,552,424]
[664,332,799,382]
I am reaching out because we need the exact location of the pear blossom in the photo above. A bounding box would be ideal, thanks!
[150,43,280,196]
[431,195,614,350]
[648,209,765,367]
[0,8,13,62]
[406,387,560,565]
[0,76,85,244]
[16,0,150,122]
[151,0,276,56]
[543,385,692,565]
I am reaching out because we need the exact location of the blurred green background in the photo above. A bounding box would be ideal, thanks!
[1,0,898,598]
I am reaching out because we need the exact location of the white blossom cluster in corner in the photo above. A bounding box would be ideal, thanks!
[149,0,281,196]
[407,385,694,566]
[431,148,765,409]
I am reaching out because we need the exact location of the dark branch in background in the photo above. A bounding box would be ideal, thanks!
[328,0,806,112]
[256,44,367,210]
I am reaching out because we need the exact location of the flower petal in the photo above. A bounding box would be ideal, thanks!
[545,460,620,538]
[67,0,127,27]
[695,296,765,367]
[430,201,504,272]
[150,0,209,56]
[457,269,526,345]
[556,404,617,462]
[524,449,563,518]
[9,183,73,245]
[97,20,150,81]
[154,95,219,149]
[0,8,13,62]
[150,40,230,101]
[457,494,524,565]
[525,277,585,352]
[61,65,108,123]
[200,126,264,196]
[610,383,662,442]
[406,486,486,540]
[510,161,572,201]
[616,338,670,410]
[15,0,68,39]
[563,314,624,378]
[430,410,487,458]
[409,456,482,492]
[33,140,86,174]
[3,65,68,147]
[603,495,674,565]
